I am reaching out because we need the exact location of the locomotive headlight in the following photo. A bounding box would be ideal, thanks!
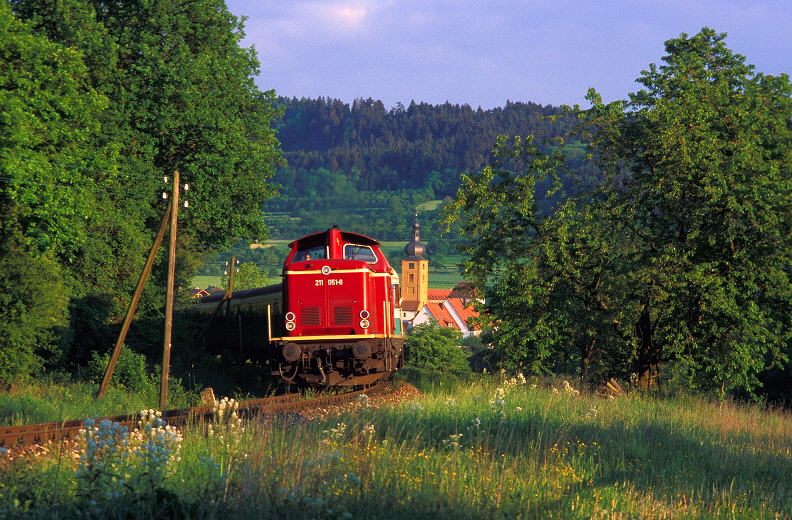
[359,319,370,329]
[285,312,296,322]
[359,310,370,319]
[285,321,296,331]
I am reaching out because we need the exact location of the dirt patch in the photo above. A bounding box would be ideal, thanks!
[297,381,423,421]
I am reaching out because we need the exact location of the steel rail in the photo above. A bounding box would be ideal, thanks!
[0,384,384,449]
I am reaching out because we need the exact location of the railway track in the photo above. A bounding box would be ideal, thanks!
[0,384,385,449]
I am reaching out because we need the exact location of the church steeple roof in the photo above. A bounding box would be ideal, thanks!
[403,214,427,259]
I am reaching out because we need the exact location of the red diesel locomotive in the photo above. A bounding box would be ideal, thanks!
[195,227,404,386]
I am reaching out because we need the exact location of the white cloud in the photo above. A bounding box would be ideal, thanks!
[283,0,397,37]
[228,0,792,108]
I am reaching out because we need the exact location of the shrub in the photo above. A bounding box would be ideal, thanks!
[0,237,68,382]
[84,348,154,394]
[405,320,471,373]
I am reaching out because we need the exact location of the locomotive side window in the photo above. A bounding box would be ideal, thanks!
[344,244,377,263]
[293,245,326,262]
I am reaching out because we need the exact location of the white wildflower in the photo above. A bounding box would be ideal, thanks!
[442,433,464,451]
[362,423,376,445]
[562,380,580,396]
[322,422,347,445]
[467,416,484,437]
[490,387,507,419]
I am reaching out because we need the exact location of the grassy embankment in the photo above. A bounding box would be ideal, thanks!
[1,374,790,518]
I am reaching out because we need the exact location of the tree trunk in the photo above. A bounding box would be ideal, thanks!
[580,336,596,382]
[635,304,656,389]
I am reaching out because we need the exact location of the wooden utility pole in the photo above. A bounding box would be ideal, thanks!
[98,203,171,398]
[225,256,237,316]
[160,171,179,410]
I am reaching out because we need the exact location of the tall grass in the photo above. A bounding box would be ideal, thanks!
[1,377,790,518]
[0,376,194,427]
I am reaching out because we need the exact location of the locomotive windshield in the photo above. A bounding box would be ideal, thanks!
[344,244,377,263]
[293,245,326,262]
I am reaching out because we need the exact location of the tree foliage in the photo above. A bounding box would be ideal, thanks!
[222,262,272,291]
[405,320,471,373]
[275,97,575,196]
[12,0,281,251]
[0,233,68,381]
[1,0,282,379]
[264,97,583,241]
[448,29,792,396]
[0,1,108,256]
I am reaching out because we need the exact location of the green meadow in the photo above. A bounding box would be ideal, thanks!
[1,374,790,518]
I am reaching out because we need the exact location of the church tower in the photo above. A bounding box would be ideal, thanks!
[401,215,429,318]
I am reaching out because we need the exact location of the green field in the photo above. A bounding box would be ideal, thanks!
[190,275,223,289]
[3,375,790,518]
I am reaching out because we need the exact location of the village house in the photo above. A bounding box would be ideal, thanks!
[400,216,481,337]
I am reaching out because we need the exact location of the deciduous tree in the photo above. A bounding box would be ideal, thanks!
[0,1,108,256]
[222,262,271,291]
[0,3,105,378]
[448,29,792,395]
[12,0,282,252]
[3,0,283,376]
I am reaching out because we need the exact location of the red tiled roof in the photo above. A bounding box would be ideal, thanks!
[446,298,480,331]
[425,302,458,329]
[427,289,452,303]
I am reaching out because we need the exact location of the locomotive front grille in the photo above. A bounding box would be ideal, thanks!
[301,306,321,325]
[334,305,353,325]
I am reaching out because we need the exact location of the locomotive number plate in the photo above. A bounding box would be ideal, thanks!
[315,279,344,286]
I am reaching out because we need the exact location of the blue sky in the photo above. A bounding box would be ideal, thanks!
[224,0,791,110]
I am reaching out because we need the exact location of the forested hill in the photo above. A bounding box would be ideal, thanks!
[265,97,579,240]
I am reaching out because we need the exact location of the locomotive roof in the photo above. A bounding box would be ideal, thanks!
[287,228,380,249]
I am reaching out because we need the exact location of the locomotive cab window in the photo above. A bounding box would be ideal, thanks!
[293,245,326,262]
[344,245,377,263]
